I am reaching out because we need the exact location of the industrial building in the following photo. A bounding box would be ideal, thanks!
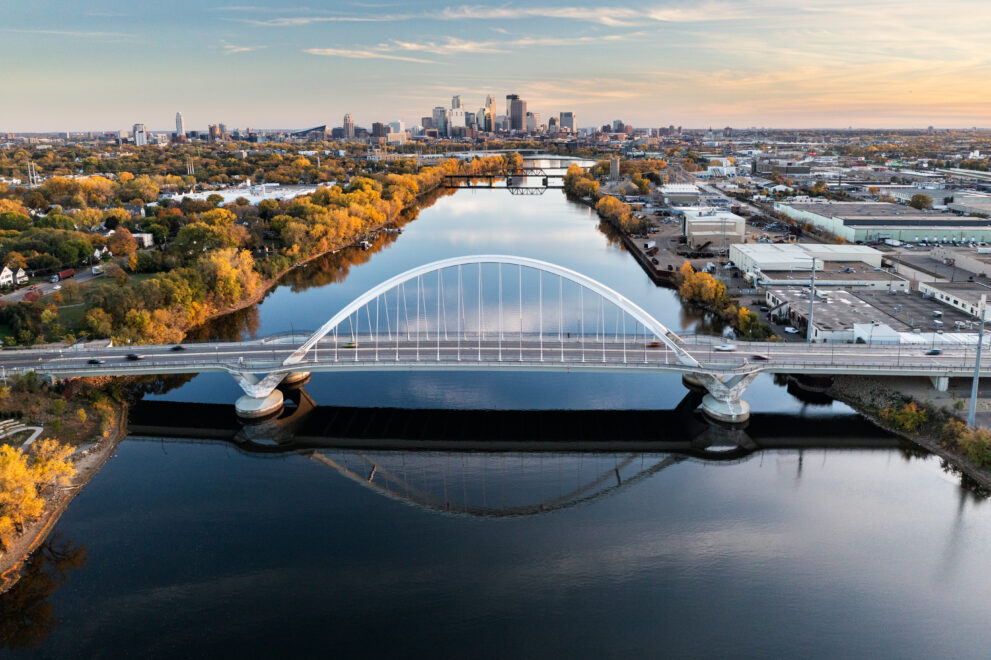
[775,201,991,243]
[730,243,904,290]
[918,281,991,321]
[679,207,745,249]
[657,184,700,205]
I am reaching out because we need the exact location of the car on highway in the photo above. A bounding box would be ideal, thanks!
[713,344,736,352]
[87,358,105,365]
[784,327,800,334]
[171,345,186,351]
[342,342,358,349]
[646,341,663,348]
[125,353,143,361]
[926,348,942,355]
[750,354,770,361]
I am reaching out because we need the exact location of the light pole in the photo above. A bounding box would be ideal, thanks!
[806,256,817,345]
[968,294,986,427]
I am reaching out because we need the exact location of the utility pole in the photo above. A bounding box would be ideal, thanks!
[807,257,816,345]
[968,294,986,427]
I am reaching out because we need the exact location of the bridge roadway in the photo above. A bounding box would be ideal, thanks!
[2,334,987,421]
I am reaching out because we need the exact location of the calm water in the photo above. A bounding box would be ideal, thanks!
[4,177,991,658]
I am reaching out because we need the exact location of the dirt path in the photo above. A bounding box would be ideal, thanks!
[0,405,126,593]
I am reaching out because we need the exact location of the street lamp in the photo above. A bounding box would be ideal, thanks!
[806,256,817,345]
[968,294,987,427]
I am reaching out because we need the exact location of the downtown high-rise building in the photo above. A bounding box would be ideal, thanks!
[133,123,148,146]
[484,95,497,131]
[451,95,462,109]
[432,106,448,136]
[506,94,526,132]
[175,112,186,137]
[559,111,576,133]
[343,113,355,139]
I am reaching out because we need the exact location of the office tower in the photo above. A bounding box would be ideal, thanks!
[372,122,386,138]
[526,112,540,133]
[388,120,404,134]
[548,117,559,133]
[612,119,625,132]
[448,108,466,136]
[218,122,228,135]
[432,106,448,136]
[559,112,575,133]
[451,95,462,109]
[485,95,497,130]
[506,94,526,132]
[133,123,148,146]
[421,116,433,130]
[175,112,185,137]
[343,113,355,139]
[208,124,220,142]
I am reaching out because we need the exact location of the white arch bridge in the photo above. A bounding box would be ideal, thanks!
[8,255,991,423]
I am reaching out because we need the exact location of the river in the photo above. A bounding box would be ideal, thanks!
[3,166,991,657]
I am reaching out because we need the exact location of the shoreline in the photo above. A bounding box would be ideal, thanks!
[824,375,991,491]
[0,401,127,593]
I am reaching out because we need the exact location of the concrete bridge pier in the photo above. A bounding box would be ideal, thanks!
[692,372,759,425]
[231,371,290,420]
[930,375,950,392]
[235,390,284,419]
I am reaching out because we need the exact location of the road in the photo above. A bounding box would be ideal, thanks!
[2,334,990,382]
[1,269,104,303]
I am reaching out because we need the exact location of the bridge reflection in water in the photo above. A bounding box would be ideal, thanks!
[129,390,905,518]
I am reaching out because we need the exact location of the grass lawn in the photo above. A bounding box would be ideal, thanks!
[57,304,88,332]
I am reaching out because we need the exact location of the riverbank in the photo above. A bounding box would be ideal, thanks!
[0,400,127,593]
[825,375,991,491]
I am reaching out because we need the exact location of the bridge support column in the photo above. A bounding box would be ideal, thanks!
[930,375,949,392]
[693,372,759,425]
[230,371,289,420]
[235,390,284,419]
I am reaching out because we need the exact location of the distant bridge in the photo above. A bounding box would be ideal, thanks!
[441,167,566,194]
[4,255,990,422]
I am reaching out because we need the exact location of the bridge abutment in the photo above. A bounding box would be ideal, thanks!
[281,371,311,387]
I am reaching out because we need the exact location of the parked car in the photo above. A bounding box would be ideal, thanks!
[784,327,800,334]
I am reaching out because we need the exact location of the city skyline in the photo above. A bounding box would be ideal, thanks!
[2,0,991,131]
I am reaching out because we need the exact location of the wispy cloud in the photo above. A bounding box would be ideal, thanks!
[304,48,435,63]
[222,42,265,54]
[3,28,129,38]
[325,32,642,58]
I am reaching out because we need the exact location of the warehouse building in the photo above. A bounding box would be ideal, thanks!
[679,207,745,250]
[774,201,991,243]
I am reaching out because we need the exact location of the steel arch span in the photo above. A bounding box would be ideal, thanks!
[283,255,699,368]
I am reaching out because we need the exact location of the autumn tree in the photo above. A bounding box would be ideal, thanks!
[908,194,933,210]
[108,227,138,258]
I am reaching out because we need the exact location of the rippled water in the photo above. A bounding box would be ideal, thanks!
[3,175,991,658]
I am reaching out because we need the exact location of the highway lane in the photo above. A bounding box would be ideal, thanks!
[2,335,991,379]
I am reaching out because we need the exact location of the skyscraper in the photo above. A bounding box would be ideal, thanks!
[133,123,147,146]
[175,112,186,137]
[506,94,526,132]
[432,106,448,137]
[485,95,497,130]
[559,112,576,133]
[451,95,462,109]
[343,113,355,139]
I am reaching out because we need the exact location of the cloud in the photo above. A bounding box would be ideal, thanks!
[304,48,435,63]
[2,28,129,38]
[222,43,266,54]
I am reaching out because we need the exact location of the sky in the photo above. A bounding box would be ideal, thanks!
[2,0,990,132]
